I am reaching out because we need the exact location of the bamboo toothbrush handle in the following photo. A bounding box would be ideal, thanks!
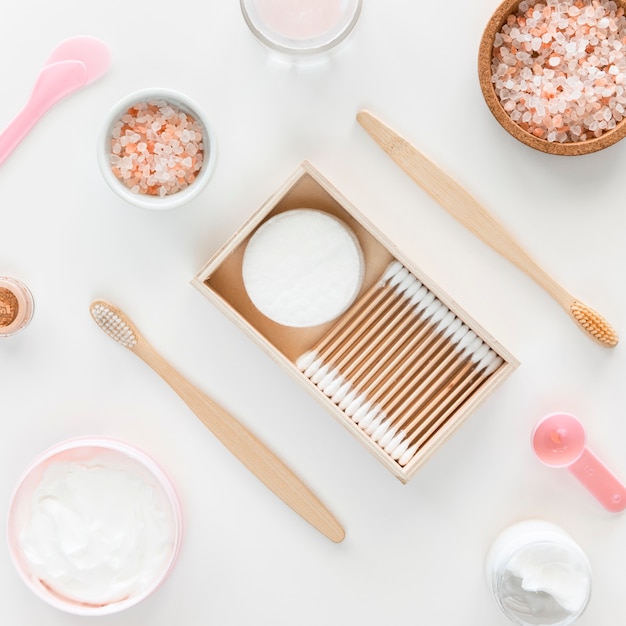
[357,110,566,300]
[137,343,345,543]
[357,109,618,348]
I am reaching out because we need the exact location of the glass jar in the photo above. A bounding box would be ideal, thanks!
[0,276,34,337]
[485,520,591,626]
[240,0,362,57]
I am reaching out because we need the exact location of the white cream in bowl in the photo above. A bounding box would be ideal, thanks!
[7,437,182,615]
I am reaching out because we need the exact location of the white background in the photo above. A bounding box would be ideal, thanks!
[2,1,626,624]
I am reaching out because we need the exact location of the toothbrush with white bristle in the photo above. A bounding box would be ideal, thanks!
[397,352,503,466]
[89,299,345,544]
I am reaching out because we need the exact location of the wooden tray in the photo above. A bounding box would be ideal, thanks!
[193,161,518,483]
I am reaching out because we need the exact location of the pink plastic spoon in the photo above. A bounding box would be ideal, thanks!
[44,36,111,84]
[532,412,626,512]
[0,36,111,166]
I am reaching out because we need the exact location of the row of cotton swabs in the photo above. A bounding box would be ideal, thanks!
[297,261,503,468]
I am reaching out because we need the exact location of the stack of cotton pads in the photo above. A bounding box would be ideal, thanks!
[242,208,365,327]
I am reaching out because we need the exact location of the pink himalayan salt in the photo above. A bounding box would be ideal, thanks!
[110,100,204,197]
[491,0,626,143]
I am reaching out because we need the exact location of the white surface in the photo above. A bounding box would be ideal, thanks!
[2,1,626,624]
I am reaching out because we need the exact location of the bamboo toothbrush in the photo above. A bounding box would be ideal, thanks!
[89,299,345,543]
[357,109,619,349]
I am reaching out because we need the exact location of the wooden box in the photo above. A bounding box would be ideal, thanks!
[192,161,518,483]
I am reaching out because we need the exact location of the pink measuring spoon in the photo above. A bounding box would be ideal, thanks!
[0,36,111,166]
[532,412,626,512]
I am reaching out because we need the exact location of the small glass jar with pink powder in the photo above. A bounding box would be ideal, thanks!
[0,276,34,337]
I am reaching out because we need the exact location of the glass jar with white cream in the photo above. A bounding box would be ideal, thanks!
[485,520,592,626]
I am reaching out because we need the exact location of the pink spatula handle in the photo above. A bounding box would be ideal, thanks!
[569,447,626,512]
[0,60,86,167]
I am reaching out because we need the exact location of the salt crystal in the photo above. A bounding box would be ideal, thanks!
[547,54,560,67]
[109,99,205,196]
[491,0,626,143]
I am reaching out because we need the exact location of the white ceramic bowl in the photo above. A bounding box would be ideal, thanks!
[7,437,183,615]
[98,88,217,209]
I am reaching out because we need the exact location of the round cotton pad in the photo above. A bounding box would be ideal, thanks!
[242,209,364,327]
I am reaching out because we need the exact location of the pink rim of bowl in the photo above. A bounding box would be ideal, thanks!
[97,87,217,210]
[6,436,184,616]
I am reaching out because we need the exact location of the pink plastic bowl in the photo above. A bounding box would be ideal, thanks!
[7,437,183,616]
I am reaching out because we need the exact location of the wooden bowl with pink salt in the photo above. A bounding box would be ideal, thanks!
[478,0,626,155]
[98,88,217,209]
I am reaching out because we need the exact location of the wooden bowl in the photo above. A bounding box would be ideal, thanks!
[478,0,626,155]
